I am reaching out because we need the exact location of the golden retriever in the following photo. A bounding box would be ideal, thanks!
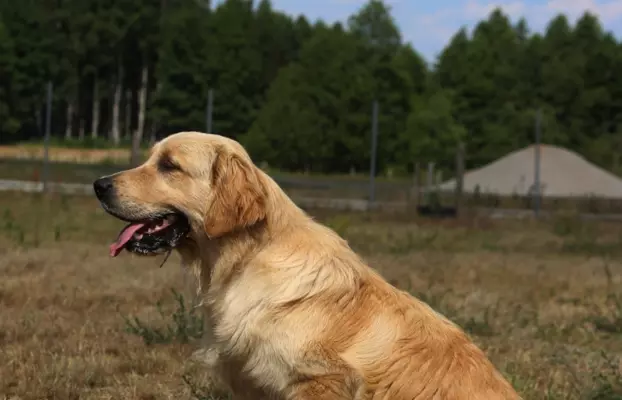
[93,131,521,399]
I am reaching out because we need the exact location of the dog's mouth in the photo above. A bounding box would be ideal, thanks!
[109,213,191,257]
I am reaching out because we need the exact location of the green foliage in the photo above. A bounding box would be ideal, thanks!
[121,288,204,346]
[324,214,352,237]
[403,89,465,168]
[182,374,232,400]
[1,1,622,177]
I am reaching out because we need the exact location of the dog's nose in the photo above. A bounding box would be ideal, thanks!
[93,176,114,200]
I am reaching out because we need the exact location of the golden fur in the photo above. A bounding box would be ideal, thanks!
[106,131,521,399]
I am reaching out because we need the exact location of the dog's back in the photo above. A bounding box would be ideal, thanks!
[334,271,519,399]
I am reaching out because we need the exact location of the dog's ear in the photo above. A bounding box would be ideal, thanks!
[204,150,267,238]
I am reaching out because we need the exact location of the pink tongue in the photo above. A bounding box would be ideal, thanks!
[109,223,146,257]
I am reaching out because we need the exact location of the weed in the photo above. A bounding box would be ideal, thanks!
[411,287,457,321]
[122,289,204,345]
[3,208,13,230]
[1,208,26,244]
[59,193,69,211]
[552,211,585,237]
[561,240,620,257]
[560,350,622,399]
[182,375,232,400]
[324,214,351,237]
[588,261,622,335]
[460,306,496,337]
[387,230,440,254]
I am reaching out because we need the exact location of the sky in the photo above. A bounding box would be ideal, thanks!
[268,0,622,62]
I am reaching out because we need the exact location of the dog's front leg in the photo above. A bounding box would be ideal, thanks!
[189,308,230,393]
[287,372,367,400]
[286,348,367,400]
[190,345,236,396]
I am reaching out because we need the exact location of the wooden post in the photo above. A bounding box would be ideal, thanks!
[455,142,465,217]
[426,162,435,206]
[413,162,420,208]
[42,81,53,193]
[534,109,542,218]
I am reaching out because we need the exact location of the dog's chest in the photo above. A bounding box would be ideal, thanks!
[207,318,300,399]
[206,285,306,395]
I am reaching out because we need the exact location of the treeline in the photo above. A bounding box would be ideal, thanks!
[1,0,621,174]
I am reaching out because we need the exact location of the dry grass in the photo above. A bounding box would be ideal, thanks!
[2,192,622,399]
[0,146,135,164]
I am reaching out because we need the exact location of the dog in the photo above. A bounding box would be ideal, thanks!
[93,131,521,399]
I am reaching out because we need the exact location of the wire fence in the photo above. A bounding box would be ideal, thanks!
[2,82,425,213]
[6,148,622,219]
[0,157,413,211]
[5,81,622,218]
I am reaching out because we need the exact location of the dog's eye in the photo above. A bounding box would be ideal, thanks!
[158,158,180,172]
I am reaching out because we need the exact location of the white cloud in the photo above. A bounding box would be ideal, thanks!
[545,0,622,23]
[330,0,402,4]
[463,0,526,19]
[415,0,622,54]
[414,1,529,49]
[455,0,622,23]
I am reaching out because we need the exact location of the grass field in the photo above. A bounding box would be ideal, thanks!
[2,192,622,399]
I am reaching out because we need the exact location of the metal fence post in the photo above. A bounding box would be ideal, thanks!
[369,100,379,209]
[206,89,214,133]
[534,108,542,217]
[455,142,465,216]
[42,81,53,193]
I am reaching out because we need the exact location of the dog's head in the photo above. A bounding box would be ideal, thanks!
[93,132,267,257]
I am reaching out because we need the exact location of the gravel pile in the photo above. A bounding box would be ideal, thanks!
[439,145,622,198]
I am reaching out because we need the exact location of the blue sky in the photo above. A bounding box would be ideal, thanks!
[269,0,622,62]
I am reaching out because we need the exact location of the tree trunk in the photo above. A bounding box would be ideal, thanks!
[64,100,73,139]
[36,106,42,134]
[91,73,100,139]
[110,60,123,146]
[148,81,162,144]
[148,124,158,144]
[124,89,132,139]
[79,117,85,140]
[131,63,149,166]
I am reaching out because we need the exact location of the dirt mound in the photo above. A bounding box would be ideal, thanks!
[440,145,622,198]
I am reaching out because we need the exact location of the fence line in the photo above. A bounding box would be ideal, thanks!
[0,178,403,212]
[5,177,622,222]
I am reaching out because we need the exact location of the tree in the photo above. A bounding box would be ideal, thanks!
[571,13,612,143]
[539,14,581,148]
[2,0,58,137]
[0,19,18,138]
[253,0,301,96]
[204,0,261,136]
[348,0,401,51]
[402,89,465,171]
[435,9,529,166]
[241,64,329,171]
[244,25,375,172]
[434,27,471,140]
[151,0,211,135]
[1,0,622,179]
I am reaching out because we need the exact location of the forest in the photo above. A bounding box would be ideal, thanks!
[0,0,621,175]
